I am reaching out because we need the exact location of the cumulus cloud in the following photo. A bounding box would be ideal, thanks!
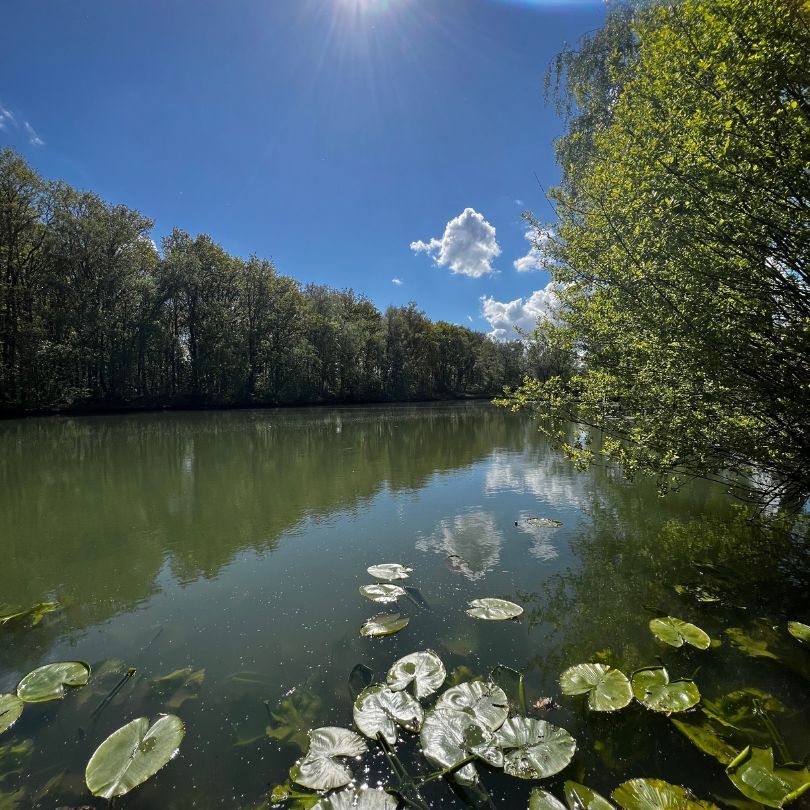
[410,207,501,278]
[480,282,558,340]
[24,121,43,146]
[513,228,550,273]
[391,277,403,286]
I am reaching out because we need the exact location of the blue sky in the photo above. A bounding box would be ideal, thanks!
[1,0,604,338]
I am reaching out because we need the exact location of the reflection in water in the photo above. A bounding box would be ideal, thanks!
[416,510,504,581]
[516,511,560,562]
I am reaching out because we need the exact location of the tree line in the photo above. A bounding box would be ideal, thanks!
[0,150,560,414]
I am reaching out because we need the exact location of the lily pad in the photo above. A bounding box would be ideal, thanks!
[565,781,615,809]
[360,613,409,638]
[726,746,810,808]
[420,707,501,785]
[313,787,398,810]
[526,517,562,528]
[670,715,739,765]
[85,714,185,798]
[17,661,91,703]
[530,789,567,810]
[649,617,710,650]
[386,651,446,699]
[367,564,412,581]
[359,584,406,604]
[560,664,632,712]
[353,684,423,744]
[787,621,809,644]
[612,778,719,809]
[466,598,523,621]
[0,696,23,736]
[435,680,509,731]
[294,726,366,791]
[494,716,576,780]
[631,667,700,714]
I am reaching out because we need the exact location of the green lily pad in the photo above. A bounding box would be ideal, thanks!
[420,707,501,785]
[631,667,700,714]
[386,650,446,699]
[353,684,424,744]
[560,664,632,712]
[313,787,399,809]
[726,746,810,808]
[530,788,567,810]
[294,727,366,791]
[17,661,91,703]
[526,517,562,528]
[266,690,323,751]
[0,696,23,736]
[565,781,615,809]
[435,680,509,731]
[613,778,719,809]
[360,613,409,638]
[367,564,412,581]
[466,598,523,620]
[0,601,61,628]
[649,617,710,650]
[787,621,809,644]
[359,584,406,603]
[670,715,739,765]
[85,714,185,798]
[494,716,576,780]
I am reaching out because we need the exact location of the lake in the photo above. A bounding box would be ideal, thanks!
[1,402,807,808]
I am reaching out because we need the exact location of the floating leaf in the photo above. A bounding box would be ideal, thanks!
[631,667,700,714]
[85,714,185,799]
[0,696,23,736]
[530,788,567,810]
[494,716,576,780]
[367,564,412,581]
[0,601,61,628]
[294,727,366,791]
[266,690,323,751]
[313,787,398,809]
[726,747,810,808]
[560,664,632,712]
[16,661,90,703]
[359,584,406,604]
[420,707,501,785]
[565,781,615,809]
[526,517,562,528]
[613,778,719,809]
[670,715,739,765]
[435,681,509,731]
[649,617,710,650]
[360,613,409,638]
[787,621,809,644]
[386,651,446,699]
[466,598,523,621]
[353,684,423,744]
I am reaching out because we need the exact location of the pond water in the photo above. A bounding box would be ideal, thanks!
[0,402,808,809]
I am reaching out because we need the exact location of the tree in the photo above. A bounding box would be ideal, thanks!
[503,0,810,510]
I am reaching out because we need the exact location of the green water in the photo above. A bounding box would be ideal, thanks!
[0,403,808,808]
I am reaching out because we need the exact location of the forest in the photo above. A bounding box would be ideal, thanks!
[0,150,562,414]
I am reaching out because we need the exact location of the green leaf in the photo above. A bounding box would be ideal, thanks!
[631,667,700,714]
[560,664,632,712]
[726,747,810,808]
[494,716,576,780]
[702,688,784,736]
[367,564,412,581]
[674,584,720,604]
[313,787,399,809]
[612,778,719,809]
[0,696,23,736]
[787,621,809,644]
[151,667,205,710]
[353,684,423,744]
[649,617,710,650]
[530,788,567,810]
[670,715,739,765]
[359,584,406,603]
[386,650,446,699]
[16,661,90,703]
[294,727,366,791]
[564,781,615,809]
[266,690,322,751]
[466,598,523,620]
[435,680,509,731]
[726,627,779,661]
[0,601,61,629]
[360,613,409,638]
[85,714,185,799]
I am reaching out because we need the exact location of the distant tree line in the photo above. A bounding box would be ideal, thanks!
[0,150,563,414]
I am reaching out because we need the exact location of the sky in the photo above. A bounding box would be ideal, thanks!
[0,0,605,339]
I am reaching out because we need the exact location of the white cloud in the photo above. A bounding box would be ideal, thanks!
[513,228,549,273]
[391,277,403,286]
[0,103,15,131]
[24,121,43,146]
[480,282,558,340]
[514,199,524,206]
[410,207,501,278]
